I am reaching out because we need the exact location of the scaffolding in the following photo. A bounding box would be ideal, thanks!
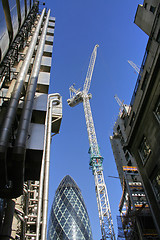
[117,166,159,240]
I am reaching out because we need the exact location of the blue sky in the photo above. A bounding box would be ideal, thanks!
[46,0,148,239]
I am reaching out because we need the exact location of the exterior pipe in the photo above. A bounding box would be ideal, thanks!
[0,8,45,195]
[36,94,60,240]
[11,10,51,197]
[15,8,51,152]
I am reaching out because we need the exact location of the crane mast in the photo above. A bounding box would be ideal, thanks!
[67,45,115,240]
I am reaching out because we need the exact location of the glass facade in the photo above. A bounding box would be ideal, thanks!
[48,175,93,240]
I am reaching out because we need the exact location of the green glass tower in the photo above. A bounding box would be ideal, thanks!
[48,175,93,240]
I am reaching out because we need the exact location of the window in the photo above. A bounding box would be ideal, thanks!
[129,112,135,127]
[117,125,120,132]
[154,97,160,123]
[156,29,160,43]
[125,152,130,161]
[151,169,160,204]
[138,136,151,164]
[144,3,147,9]
[150,6,156,14]
[123,146,127,153]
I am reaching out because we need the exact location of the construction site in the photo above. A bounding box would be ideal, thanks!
[0,0,160,239]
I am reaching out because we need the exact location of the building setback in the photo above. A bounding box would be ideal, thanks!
[110,0,160,238]
[48,175,93,240]
[0,1,62,239]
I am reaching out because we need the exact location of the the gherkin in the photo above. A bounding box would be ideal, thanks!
[48,175,93,240]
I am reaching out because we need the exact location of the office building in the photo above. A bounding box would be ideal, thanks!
[0,1,62,239]
[48,175,93,240]
[110,110,158,239]
[110,0,160,238]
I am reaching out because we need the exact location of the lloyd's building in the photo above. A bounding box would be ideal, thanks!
[0,1,62,239]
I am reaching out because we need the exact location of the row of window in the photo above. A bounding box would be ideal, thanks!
[139,97,160,164]
[138,136,151,165]
[129,96,160,166]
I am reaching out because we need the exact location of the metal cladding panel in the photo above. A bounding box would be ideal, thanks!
[45,35,54,44]
[19,0,25,26]
[8,0,19,39]
[26,123,45,150]
[44,44,53,53]
[24,73,50,93]
[0,0,9,61]
[37,72,50,86]
[49,16,55,22]
[48,21,55,28]
[41,56,52,66]
[47,28,54,36]
[41,56,52,72]
[18,92,48,111]
[33,93,48,111]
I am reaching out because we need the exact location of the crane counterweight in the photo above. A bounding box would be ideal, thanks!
[67,45,115,240]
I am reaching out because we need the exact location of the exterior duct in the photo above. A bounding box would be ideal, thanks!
[12,9,51,198]
[0,8,46,197]
[15,9,51,153]
[36,94,61,240]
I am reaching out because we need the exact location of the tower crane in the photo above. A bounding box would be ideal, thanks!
[67,45,115,240]
[114,94,128,115]
[128,60,140,74]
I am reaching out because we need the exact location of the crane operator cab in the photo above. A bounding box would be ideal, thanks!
[67,91,83,107]
[67,91,92,107]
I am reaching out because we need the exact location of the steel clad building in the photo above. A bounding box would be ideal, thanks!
[48,175,93,240]
[0,1,62,239]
